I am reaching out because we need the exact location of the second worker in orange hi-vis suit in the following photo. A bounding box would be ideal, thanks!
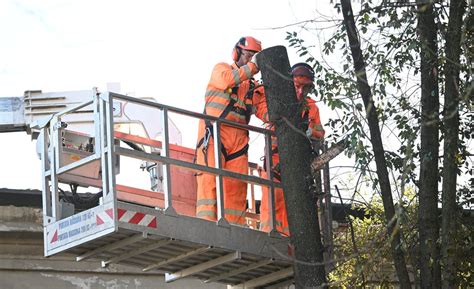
[195,36,262,225]
[253,63,325,235]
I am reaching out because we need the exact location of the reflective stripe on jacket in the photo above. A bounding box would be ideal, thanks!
[204,62,258,124]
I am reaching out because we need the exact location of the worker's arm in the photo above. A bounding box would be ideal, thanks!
[307,98,325,139]
[209,62,259,91]
[251,85,270,123]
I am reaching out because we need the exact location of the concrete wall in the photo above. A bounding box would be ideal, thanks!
[0,205,225,289]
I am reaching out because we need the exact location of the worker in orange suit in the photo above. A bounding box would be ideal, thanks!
[195,36,262,225]
[253,63,325,235]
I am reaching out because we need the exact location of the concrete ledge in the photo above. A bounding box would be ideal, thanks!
[0,206,42,233]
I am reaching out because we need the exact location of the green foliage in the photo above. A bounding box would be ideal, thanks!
[285,0,472,196]
[285,2,423,185]
[284,0,473,286]
[328,189,473,287]
[329,194,412,287]
[454,209,474,287]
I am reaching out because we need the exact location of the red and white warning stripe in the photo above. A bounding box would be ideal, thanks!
[96,208,114,225]
[118,208,157,228]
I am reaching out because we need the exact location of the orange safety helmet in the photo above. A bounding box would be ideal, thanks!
[232,36,262,62]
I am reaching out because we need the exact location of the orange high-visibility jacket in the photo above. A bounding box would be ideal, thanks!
[203,62,258,121]
[197,61,259,150]
[195,61,259,224]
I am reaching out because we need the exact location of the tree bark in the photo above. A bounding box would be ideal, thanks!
[257,46,327,288]
[416,1,441,288]
[441,0,466,287]
[339,0,412,288]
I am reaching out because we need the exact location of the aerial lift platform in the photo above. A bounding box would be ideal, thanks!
[1,89,296,288]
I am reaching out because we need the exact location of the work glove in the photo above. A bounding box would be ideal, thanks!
[250,53,259,70]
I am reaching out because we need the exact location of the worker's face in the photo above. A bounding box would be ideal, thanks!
[293,76,314,99]
[238,49,256,66]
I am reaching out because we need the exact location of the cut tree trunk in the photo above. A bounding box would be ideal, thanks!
[257,46,327,288]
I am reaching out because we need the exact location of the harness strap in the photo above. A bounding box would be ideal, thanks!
[302,109,310,131]
[195,94,239,165]
[262,147,280,171]
[205,96,237,128]
[273,171,282,182]
[195,82,256,164]
[196,136,205,150]
[222,144,249,162]
[196,96,237,150]
[271,147,279,155]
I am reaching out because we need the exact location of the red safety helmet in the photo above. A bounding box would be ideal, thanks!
[290,63,315,81]
[232,36,262,62]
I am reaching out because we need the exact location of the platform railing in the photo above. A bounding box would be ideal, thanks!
[36,88,106,226]
[111,92,280,230]
[38,89,281,234]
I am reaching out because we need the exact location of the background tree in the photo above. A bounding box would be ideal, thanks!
[282,0,472,286]
[416,0,441,287]
[339,0,411,286]
[440,0,467,287]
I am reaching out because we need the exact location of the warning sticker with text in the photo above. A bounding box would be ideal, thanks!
[46,203,115,253]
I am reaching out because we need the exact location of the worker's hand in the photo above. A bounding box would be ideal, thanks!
[250,53,259,70]
[306,128,312,138]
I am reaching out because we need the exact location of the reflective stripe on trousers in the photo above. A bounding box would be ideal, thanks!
[259,169,290,236]
[195,135,248,225]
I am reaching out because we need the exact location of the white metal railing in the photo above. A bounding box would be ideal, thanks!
[38,89,282,233]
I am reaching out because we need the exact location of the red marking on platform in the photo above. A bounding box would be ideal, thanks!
[96,215,104,225]
[128,212,145,224]
[118,208,126,220]
[50,230,58,243]
[105,208,114,219]
[148,217,157,228]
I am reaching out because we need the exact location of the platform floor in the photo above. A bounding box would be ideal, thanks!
[66,201,294,288]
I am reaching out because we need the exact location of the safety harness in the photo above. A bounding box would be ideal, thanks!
[196,82,257,166]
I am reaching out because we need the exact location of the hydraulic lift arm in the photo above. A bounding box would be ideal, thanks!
[0,97,26,133]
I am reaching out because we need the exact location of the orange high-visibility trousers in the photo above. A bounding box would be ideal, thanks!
[195,124,249,225]
[259,168,290,236]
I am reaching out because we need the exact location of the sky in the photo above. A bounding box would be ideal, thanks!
[0,0,342,191]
